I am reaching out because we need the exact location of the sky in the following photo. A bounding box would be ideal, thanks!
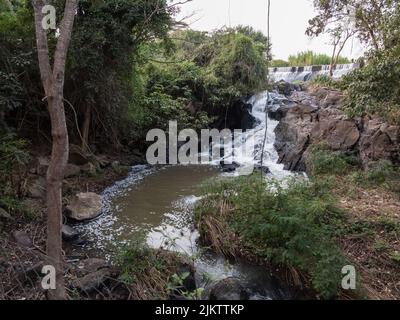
[174,0,364,60]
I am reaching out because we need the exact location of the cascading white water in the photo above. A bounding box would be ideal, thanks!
[269,63,357,83]
[217,91,291,179]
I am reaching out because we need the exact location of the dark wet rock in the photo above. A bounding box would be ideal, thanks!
[176,262,196,292]
[66,192,103,221]
[205,278,249,301]
[220,162,240,173]
[274,104,317,171]
[268,104,295,121]
[213,100,256,131]
[274,80,300,96]
[254,165,271,174]
[62,225,80,242]
[12,231,33,248]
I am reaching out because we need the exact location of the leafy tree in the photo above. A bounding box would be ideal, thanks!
[308,0,399,51]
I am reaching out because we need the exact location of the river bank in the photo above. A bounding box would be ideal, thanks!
[195,82,400,300]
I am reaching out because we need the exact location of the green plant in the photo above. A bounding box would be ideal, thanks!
[0,133,30,197]
[310,147,353,176]
[196,175,349,299]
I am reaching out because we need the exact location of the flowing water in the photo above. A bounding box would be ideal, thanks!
[269,63,357,83]
[77,91,300,299]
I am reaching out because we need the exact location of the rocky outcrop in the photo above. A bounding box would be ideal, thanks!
[359,118,400,168]
[274,86,400,172]
[213,100,256,131]
[66,192,103,221]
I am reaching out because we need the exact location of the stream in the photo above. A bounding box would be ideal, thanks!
[76,91,300,300]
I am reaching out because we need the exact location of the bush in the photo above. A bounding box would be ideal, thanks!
[349,160,398,187]
[196,175,348,299]
[309,147,354,176]
[342,49,400,124]
[0,133,30,197]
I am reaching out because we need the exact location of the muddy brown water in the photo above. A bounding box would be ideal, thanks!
[77,164,298,300]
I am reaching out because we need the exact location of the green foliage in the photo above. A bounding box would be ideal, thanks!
[342,48,400,124]
[196,175,349,299]
[116,236,161,285]
[0,133,30,197]
[309,146,356,176]
[349,160,397,187]
[271,59,290,68]
[288,51,349,67]
[310,74,336,88]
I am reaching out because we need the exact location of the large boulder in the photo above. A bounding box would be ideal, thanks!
[310,118,360,151]
[205,278,249,301]
[359,118,400,168]
[274,104,317,171]
[66,192,103,221]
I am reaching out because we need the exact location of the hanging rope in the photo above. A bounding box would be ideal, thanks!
[260,0,271,178]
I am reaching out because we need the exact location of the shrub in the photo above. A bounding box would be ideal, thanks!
[309,147,353,176]
[0,133,30,197]
[342,49,400,125]
[196,175,348,299]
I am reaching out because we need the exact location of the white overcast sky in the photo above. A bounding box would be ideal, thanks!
[174,0,364,60]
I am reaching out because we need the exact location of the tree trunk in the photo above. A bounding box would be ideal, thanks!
[32,0,77,300]
[45,94,69,300]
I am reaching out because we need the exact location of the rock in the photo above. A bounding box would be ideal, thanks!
[220,162,240,173]
[71,268,111,293]
[12,231,33,248]
[27,176,46,199]
[311,119,360,151]
[64,163,81,178]
[176,262,196,292]
[80,162,97,175]
[0,207,13,220]
[275,80,298,96]
[268,104,294,121]
[213,100,256,131]
[66,192,103,221]
[274,104,317,171]
[359,118,400,168]
[62,225,80,242]
[74,258,110,277]
[206,278,249,301]
[254,165,271,174]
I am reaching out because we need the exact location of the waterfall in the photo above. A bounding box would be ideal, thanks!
[218,91,291,179]
[269,63,358,83]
